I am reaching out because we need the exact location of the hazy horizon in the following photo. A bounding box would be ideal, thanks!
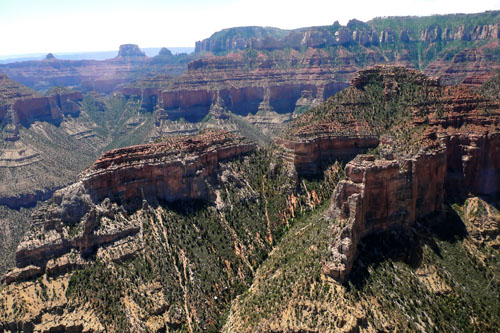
[0,47,195,63]
[1,0,500,56]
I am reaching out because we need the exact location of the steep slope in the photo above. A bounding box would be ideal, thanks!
[0,130,337,332]
[124,11,500,138]
[0,75,100,208]
[0,77,199,275]
[224,196,500,332]
[225,66,500,331]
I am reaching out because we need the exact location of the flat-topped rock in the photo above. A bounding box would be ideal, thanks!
[81,130,256,203]
[116,44,146,58]
[8,130,256,282]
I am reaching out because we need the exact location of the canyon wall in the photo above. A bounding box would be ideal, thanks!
[275,135,379,174]
[80,131,255,204]
[324,132,500,281]
[7,131,255,282]
[195,20,500,53]
[274,65,500,282]
[12,91,83,126]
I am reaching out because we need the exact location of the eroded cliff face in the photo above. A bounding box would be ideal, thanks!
[195,18,500,53]
[9,130,255,278]
[81,130,255,204]
[0,76,97,212]
[121,49,361,136]
[425,39,500,87]
[0,75,83,137]
[221,66,500,332]
[275,135,379,175]
[313,67,500,282]
[0,131,329,332]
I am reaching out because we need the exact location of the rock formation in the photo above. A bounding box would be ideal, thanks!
[0,74,83,139]
[116,44,146,58]
[426,40,500,86]
[0,45,189,93]
[196,13,500,53]
[116,11,500,140]
[7,130,255,282]
[158,47,173,57]
[120,50,353,135]
[286,66,500,282]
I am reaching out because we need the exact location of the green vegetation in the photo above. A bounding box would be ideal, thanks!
[227,199,500,332]
[480,69,500,99]
[368,11,500,34]
[286,67,432,136]
[65,149,339,331]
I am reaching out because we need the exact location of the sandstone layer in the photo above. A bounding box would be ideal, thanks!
[7,131,255,282]
[276,65,499,281]
[312,67,500,281]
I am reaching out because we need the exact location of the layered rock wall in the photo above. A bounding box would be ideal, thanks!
[12,91,83,125]
[81,132,255,204]
[195,21,500,53]
[121,53,351,128]
[275,136,379,174]
[324,132,500,281]
[6,131,256,282]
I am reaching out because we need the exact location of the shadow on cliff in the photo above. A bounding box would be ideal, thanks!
[121,197,212,216]
[346,204,468,289]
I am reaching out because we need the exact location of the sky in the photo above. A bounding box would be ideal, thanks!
[1,0,500,56]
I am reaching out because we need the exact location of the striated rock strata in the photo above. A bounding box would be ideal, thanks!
[121,50,354,135]
[7,130,255,282]
[317,67,500,281]
[275,135,379,174]
[195,15,500,53]
[0,45,189,93]
[0,74,83,141]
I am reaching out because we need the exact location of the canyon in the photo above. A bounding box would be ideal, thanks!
[0,10,499,333]
[8,130,255,282]
[277,65,500,281]
[113,12,500,139]
[0,44,190,93]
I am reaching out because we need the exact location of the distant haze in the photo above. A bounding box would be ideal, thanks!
[0,0,499,56]
[0,47,194,64]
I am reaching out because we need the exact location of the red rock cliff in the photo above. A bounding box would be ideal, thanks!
[81,130,256,204]
[318,67,500,282]
[10,131,256,281]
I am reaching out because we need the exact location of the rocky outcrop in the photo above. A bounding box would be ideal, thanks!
[275,135,379,175]
[324,131,500,281]
[323,150,447,281]
[81,130,255,204]
[318,67,500,282]
[0,45,189,93]
[7,131,255,282]
[116,44,146,58]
